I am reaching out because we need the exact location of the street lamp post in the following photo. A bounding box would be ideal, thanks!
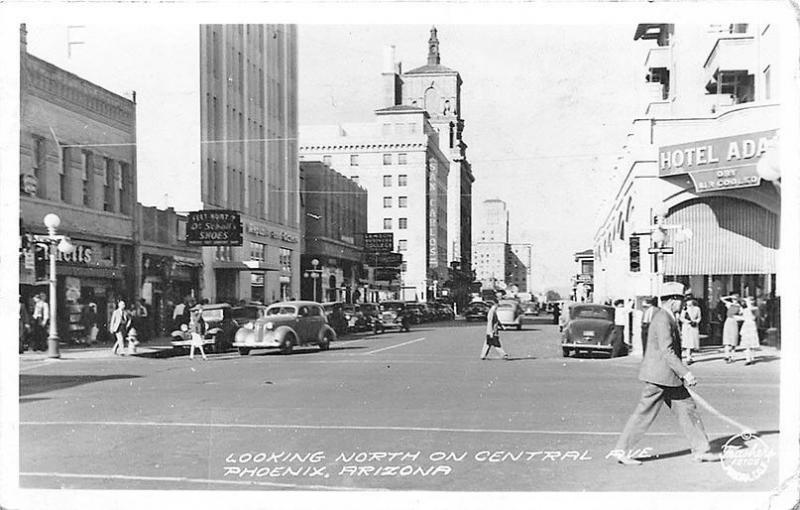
[303,258,322,302]
[33,213,75,359]
[648,203,692,297]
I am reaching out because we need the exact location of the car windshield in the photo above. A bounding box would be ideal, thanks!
[201,309,224,322]
[498,301,517,308]
[572,306,613,321]
[381,302,404,312]
[266,306,296,316]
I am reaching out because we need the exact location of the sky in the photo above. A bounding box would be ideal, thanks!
[26,23,650,294]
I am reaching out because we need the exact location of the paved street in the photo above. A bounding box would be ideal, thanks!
[19,317,780,492]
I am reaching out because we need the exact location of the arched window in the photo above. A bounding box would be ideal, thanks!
[424,87,439,115]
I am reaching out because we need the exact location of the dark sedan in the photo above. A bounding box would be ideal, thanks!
[561,304,627,358]
[464,301,490,322]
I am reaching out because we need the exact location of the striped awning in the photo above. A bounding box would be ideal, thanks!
[663,197,778,276]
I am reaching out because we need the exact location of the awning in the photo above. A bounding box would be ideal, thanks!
[663,197,778,276]
[213,261,280,272]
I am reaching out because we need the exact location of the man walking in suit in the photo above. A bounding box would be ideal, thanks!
[611,285,719,465]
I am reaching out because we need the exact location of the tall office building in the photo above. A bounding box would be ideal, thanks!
[199,25,300,303]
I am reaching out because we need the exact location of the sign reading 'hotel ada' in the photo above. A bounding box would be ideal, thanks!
[658,130,777,193]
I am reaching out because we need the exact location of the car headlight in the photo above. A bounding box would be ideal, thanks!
[265,322,274,330]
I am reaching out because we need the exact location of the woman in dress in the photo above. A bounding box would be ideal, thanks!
[739,296,760,365]
[722,295,742,363]
[188,305,208,361]
[680,299,701,364]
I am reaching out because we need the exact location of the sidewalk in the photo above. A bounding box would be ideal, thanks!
[19,336,175,361]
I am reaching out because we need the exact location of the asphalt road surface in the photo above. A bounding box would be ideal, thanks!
[19,316,781,492]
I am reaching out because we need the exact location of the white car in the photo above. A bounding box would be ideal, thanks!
[496,300,523,330]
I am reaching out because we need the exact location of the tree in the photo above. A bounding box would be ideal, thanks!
[545,290,562,302]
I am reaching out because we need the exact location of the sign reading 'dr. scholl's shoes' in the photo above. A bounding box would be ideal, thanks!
[658,130,777,193]
[186,210,243,246]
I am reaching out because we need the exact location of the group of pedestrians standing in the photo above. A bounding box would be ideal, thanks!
[721,294,761,365]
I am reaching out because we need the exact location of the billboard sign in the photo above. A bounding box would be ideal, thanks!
[367,252,403,267]
[186,210,243,246]
[363,232,394,253]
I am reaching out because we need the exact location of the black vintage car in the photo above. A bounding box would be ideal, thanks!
[464,301,490,322]
[561,304,627,358]
[171,303,240,353]
[373,301,411,333]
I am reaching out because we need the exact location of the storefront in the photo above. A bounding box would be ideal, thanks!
[658,130,780,342]
[20,232,134,343]
[141,253,202,335]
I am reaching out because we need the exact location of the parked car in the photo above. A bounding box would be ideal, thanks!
[561,304,627,358]
[431,302,455,321]
[464,301,490,321]
[358,303,380,327]
[171,303,238,353]
[233,301,336,355]
[373,301,411,333]
[404,303,425,324]
[496,299,524,330]
[343,304,369,332]
[322,302,348,335]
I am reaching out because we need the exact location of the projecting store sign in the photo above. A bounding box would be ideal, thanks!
[658,130,776,193]
[186,210,243,246]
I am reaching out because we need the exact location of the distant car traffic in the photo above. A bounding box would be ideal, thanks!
[373,301,411,333]
[171,303,238,353]
[404,303,425,324]
[496,299,523,330]
[560,304,627,358]
[233,301,336,355]
[464,301,490,321]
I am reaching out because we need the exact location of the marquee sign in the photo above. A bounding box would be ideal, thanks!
[363,233,394,253]
[658,130,777,194]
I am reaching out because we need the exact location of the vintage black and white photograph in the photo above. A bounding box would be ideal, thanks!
[2,2,800,509]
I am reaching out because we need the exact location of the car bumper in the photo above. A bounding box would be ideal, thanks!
[171,338,214,347]
[561,342,612,350]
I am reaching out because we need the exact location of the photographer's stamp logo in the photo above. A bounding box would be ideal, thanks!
[721,432,775,482]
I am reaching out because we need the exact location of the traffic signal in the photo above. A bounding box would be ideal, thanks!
[629,236,641,272]
[34,243,47,281]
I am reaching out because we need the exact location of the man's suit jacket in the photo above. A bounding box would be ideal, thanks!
[638,307,689,387]
[109,309,131,334]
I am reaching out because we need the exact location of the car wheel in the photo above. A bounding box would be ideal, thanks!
[238,347,250,356]
[562,348,570,357]
[318,331,332,351]
[280,334,295,355]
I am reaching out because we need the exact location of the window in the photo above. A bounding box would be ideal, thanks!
[81,151,91,207]
[383,196,392,208]
[350,155,359,166]
[398,196,408,208]
[103,158,113,211]
[32,136,46,198]
[398,240,408,252]
[401,262,407,272]
[118,162,129,214]
[323,155,332,166]
[398,218,407,229]
[280,248,292,272]
[383,175,392,187]
[764,66,772,101]
[398,154,407,165]
[59,147,67,202]
[250,241,267,261]
[383,218,392,229]
[398,174,408,186]
[383,154,392,165]
[351,175,359,184]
